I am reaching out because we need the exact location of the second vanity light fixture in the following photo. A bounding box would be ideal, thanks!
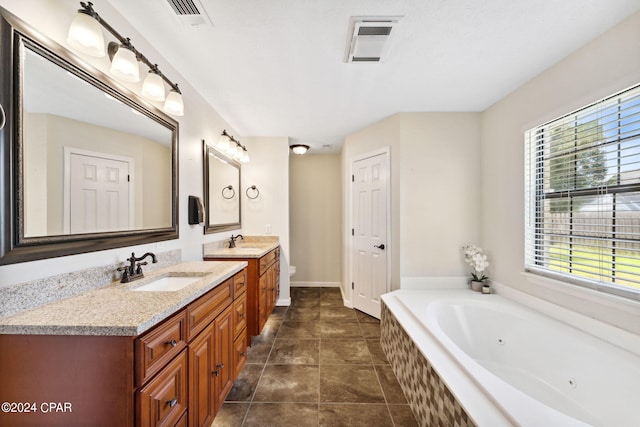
[66,2,184,116]
[218,130,249,163]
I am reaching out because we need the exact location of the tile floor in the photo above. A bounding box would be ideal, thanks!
[212,287,419,427]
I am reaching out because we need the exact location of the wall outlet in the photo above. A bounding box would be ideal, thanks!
[266,224,272,234]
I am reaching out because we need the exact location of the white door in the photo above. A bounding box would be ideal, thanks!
[352,150,389,318]
[68,151,130,233]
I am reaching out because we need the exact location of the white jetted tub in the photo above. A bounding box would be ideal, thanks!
[381,289,640,427]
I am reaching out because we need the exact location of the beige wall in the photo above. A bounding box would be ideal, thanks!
[341,113,480,299]
[480,11,640,330]
[241,136,291,303]
[24,113,171,234]
[399,113,481,277]
[289,154,342,285]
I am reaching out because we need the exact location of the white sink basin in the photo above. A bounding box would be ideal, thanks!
[132,276,202,292]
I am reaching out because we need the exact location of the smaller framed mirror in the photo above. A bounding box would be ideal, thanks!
[203,140,241,233]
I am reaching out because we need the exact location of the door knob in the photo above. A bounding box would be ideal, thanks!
[374,244,385,250]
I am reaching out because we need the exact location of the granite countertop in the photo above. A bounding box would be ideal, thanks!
[203,235,279,259]
[0,261,247,336]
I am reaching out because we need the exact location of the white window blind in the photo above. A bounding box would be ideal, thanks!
[525,84,640,299]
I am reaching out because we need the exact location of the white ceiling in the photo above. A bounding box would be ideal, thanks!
[106,0,640,153]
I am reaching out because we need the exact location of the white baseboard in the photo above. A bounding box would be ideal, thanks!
[276,297,291,307]
[290,281,341,288]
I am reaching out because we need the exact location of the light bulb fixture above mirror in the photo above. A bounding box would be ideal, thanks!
[217,129,249,163]
[290,144,310,155]
[66,1,184,116]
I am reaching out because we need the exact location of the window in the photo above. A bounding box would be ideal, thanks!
[525,84,640,299]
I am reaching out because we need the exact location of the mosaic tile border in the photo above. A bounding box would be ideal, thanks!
[381,302,476,427]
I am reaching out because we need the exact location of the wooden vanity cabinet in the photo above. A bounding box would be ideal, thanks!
[0,269,248,427]
[205,247,279,343]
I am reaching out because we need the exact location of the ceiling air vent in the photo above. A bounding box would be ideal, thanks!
[345,16,402,63]
[165,0,213,27]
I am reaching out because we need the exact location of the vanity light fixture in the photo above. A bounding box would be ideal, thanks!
[290,144,310,155]
[164,86,184,116]
[108,39,139,82]
[66,1,184,116]
[141,65,166,101]
[66,2,105,57]
[218,130,249,163]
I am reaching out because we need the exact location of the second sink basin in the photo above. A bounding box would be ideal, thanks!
[133,275,203,292]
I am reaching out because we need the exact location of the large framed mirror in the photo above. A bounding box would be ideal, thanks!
[203,140,241,233]
[0,8,178,265]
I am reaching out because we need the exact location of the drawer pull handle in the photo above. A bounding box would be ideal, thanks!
[166,397,178,408]
[213,363,224,376]
[166,339,177,347]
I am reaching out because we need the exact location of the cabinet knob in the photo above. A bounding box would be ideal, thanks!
[240,351,246,356]
[165,339,177,347]
[240,313,245,318]
[213,363,224,376]
[166,397,178,408]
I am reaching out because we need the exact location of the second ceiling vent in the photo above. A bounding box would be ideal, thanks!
[345,16,402,63]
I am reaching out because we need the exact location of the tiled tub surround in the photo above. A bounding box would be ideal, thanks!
[0,249,181,318]
[381,289,640,427]
[381,303,476,427]
[0,259,246,335]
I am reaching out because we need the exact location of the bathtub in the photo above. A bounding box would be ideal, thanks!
[380,289,640,427]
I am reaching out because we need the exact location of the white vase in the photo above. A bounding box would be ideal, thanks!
[470,280,483,292]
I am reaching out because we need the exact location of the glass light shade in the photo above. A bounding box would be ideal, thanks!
[67,12,105,57]
[227,143,238,157]
[240,150,250,163]
[233,147,243,161]
[218,134,231,152]
[110,45,139,82]
[291,144,309,155]
[164,89,184,116]
[141,71,166,101]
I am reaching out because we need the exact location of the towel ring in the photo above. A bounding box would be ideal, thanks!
[246,185,259,200]
[222,185,235,199]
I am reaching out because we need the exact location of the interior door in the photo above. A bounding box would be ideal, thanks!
[352,151,389,318]
[68,151,130,233]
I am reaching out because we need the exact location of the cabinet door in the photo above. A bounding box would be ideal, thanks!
[189,323,215,427]
[258,272,268,332]
[233,292,247,339]
[137,350,187,427]
[214,305,234,412]
[233,328,248,378]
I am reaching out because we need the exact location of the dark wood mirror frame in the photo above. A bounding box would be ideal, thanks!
[203,140,241,234]
[0,7,179,265]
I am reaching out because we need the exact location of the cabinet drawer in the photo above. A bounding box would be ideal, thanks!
[137,350,187,427]
[233,292,247,339]
[136,311,187,387]
[187,279,233,341]
[233,268,247,297]
[258,248,278,275]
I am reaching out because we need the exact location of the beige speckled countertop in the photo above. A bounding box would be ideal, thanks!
[203,236,279,259]
[0,261,247,336]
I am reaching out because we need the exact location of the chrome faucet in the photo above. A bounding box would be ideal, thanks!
[228,234,244,248]
[117,252,157,283]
